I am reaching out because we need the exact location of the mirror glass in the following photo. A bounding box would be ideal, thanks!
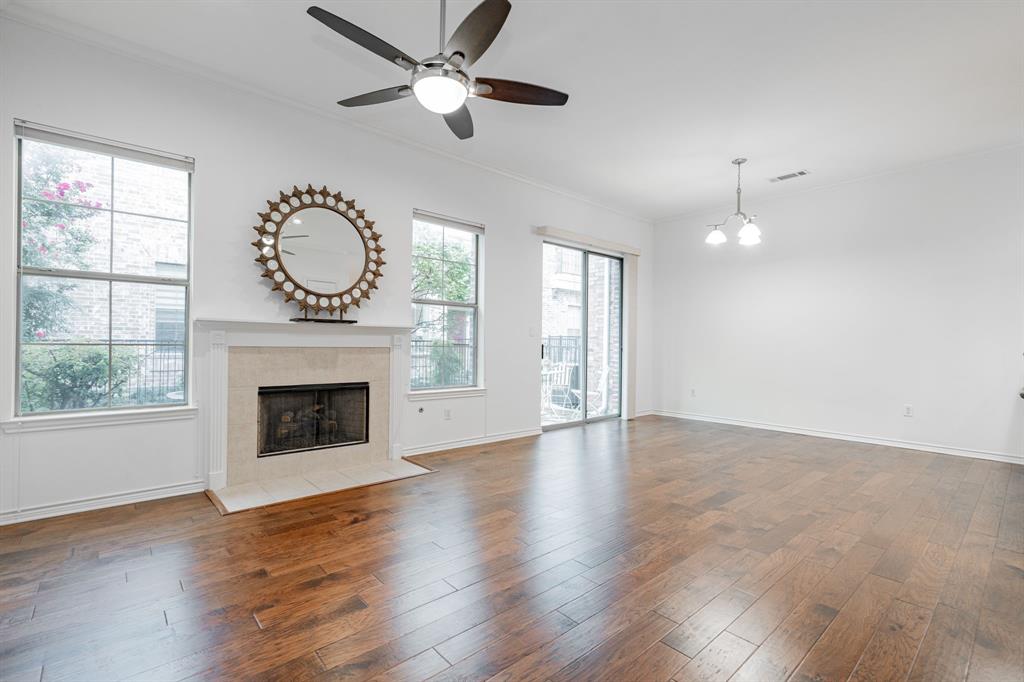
[278,208,364,294]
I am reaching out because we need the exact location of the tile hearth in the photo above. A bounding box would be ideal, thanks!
[208,458,431,513]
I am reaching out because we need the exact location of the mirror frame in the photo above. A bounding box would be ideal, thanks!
[252,184,385,317]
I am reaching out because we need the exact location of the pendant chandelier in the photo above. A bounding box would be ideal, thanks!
[705,158,762,246]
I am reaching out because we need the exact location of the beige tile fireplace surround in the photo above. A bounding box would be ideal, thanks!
[197,321,430,513]
[227,346,390,486]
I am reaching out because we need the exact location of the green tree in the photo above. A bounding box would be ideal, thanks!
[412,230,476,386]
[411,239,473,303]
[18,143,137,412]
[20,144,101,341]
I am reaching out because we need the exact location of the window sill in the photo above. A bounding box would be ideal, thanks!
[1,405,199,434]
[407,387,487,402]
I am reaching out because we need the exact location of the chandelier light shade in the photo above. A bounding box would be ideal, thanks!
[737,215,761,240]
[705,226,727,245]
[704,158,763,246]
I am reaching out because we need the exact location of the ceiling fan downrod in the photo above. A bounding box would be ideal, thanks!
[439,0,446,54]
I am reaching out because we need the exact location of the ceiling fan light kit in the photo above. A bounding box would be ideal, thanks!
[411,68,469,114]
[308,0,569,139]
[705,158,764,246]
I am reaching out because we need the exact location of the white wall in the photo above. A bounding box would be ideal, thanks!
[653,147,1024,462]
[0,18,654,521]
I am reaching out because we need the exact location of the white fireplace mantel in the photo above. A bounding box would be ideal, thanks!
[193,318,413,490]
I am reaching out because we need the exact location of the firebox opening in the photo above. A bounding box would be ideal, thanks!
[257,382,369,457]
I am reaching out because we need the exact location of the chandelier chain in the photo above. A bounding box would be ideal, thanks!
[736,161,742,214]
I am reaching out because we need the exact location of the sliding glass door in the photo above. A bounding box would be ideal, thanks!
[541,243,622,427]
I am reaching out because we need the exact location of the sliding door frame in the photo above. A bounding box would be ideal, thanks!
[541,242,624,431]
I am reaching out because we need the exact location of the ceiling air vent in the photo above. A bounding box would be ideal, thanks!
[768,170,809,183]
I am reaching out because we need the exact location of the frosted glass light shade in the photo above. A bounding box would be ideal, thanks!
[705,227,727,245]
[738,220,761,239]
[739,232,761,246]
[412,74,468,114]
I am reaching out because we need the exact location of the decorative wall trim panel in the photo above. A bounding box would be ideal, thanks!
[1,406,198,434]
[205,330,228,491]
[0,479,206,526]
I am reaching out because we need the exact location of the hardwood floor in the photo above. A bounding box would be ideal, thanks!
[1,416,1021,681]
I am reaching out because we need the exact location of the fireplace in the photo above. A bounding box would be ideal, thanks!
[258,382,369,457]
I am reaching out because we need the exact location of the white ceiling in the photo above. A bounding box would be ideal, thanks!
[5,0,1022,220]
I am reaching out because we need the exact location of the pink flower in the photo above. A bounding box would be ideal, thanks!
[55,223,66,231]
[41,190,56,200]
[37,244,48,254]
[34,330,46,340]
[93,201,102,208]
[73,180,88,192]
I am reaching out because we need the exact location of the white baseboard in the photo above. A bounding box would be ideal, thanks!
[403,428,542,457]
[0,479,208,526]
[649,410,1022,465]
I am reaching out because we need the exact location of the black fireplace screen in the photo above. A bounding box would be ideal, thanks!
[257,382,368,457]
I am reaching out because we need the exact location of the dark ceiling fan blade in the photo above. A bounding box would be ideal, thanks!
[338,86,412,107]
[443,106,474,140]
[474,78,569,106]
[444,0,511,68]
[307,6,419,70]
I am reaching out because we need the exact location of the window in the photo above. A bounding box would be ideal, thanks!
[15,122,193,414]
[410,212,481,390]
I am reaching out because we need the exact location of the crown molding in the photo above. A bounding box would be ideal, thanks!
[0,3,651,224]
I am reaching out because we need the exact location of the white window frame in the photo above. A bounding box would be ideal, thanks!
[13,121,194,417]
[410,209,484,393]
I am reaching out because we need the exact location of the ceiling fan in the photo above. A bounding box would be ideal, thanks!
[307,0,569,140]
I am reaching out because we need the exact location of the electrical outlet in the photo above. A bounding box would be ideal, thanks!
[903,404,913,417]
[443,408,452,421]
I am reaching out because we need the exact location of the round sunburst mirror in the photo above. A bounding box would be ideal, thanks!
[252,185,385,320]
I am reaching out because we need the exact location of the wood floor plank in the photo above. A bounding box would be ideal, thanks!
[661,587,755,658]
[898,542,958,611]
[789,573,901,682]
[730,542,884,682]
[550,610,678,682]
[617,641,690,682]
[0,417,1016,681]
[980,548,1024,619]
[431,572,595,664]
[937,530,997,616]
[654,550,763,624]
[427,610,577,681]
[966,607,1024,682]
[848,598,933,682]
[726,558,831,645]
[907,603,977,682]
[871,515,938,582]
[996,468,1024,553]
[672,630,755,682]
[369,647,451,682]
